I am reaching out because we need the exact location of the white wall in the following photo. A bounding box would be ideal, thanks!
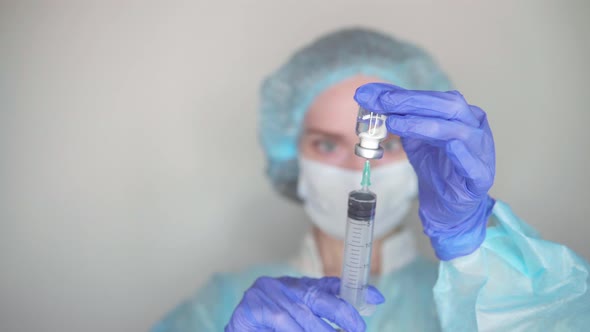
[1,1,589,331]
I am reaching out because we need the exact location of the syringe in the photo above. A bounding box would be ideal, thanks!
[339,160,377,316]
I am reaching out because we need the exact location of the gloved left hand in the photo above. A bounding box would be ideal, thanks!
[354,83,496,261]
[225,276,384,331]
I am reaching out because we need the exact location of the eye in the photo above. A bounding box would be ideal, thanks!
[383,139,402,153]
[314,139,338,154]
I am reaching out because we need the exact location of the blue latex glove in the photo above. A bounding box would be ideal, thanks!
[225,276,384,332]
[354,83,496,261]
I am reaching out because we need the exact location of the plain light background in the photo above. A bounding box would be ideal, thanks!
[1,1,589,331]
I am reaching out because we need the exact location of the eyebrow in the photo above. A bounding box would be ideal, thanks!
[302,128,348,140]
[302,129,401,145]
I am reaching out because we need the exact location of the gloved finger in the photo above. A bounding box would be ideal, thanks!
[257,281,337,332]
[278,276,336,295]
[264,309,306,332]
[276,300,337,332]
[446,140,494,195]
[385,115,484,148]
[280,276,341,296]
[302,277,384,306]
[313,276,341,295]
[469,104,488,124]
[309,277,384,305]
[279,278,365,332]
[303,292,366,332]
[366,285,385,305]
[279,277,371,331]
[234,287,306,332]
[354,83,480,127]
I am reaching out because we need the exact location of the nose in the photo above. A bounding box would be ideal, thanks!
[342,153,367,171]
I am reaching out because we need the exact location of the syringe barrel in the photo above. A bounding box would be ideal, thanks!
[340,189,377,315]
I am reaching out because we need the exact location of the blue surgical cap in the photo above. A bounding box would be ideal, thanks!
[259,27,453,200]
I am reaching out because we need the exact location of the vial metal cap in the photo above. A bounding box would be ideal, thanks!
[355,143,384,160]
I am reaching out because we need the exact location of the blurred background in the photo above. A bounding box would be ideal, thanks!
[1,1,589,331]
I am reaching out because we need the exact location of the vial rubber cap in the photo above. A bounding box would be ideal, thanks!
[355,144,383,160]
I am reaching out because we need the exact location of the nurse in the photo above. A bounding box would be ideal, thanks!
[153,28,590,331]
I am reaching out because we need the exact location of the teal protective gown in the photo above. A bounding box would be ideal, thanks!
[152,201,590,331]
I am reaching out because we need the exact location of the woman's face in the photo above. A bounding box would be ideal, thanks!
[299,75,407,170]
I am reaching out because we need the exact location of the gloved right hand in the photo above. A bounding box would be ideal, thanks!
[225,276,384,332]
[354,83,495,260]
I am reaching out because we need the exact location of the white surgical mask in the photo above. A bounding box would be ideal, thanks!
[297,157,418,239]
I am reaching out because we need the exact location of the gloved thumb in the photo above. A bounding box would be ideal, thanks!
[366,285,385,305]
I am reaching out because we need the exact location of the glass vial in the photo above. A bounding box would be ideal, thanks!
[354,107,387,159]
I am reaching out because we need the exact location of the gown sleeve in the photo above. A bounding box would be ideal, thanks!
[433,200,590,331]
[150,274,243,332]
[150,264,298,332]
